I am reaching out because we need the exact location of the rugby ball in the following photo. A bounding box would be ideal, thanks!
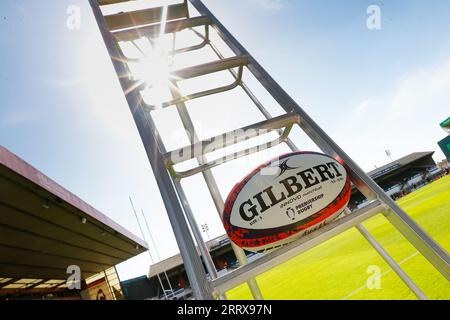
[222,151,351,253]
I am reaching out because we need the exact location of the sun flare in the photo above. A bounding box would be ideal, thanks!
[132,43,173,90]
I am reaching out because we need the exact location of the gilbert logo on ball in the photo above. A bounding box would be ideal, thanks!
[222,152,351,253]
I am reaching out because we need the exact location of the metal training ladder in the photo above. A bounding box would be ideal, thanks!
[89,0,450,300]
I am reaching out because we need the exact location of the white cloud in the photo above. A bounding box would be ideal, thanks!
[353,100,369,117]
[389,59,450,121]
[331,56,450,171]
[248,0,285,11]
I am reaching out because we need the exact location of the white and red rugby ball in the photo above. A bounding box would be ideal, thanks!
[222,151,351,253]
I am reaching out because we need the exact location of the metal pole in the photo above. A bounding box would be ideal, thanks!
[114,266,126,300]
[141,210,162,262]
[140,209,175,294]
[171,180,229,300]
[103,270,115,300]
[129,197,169,300]
[89,0,213,299]
[172,180,219,280]
[188,0,450,281]
[202,224,211,241]
[356,225,428,300]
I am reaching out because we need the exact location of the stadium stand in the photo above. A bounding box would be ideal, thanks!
[0,146,147,300]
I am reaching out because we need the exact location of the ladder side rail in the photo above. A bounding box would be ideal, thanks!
[89,0,214,300]
[171,180,221,287]
[189,0,450,280]
[167,114,223,299]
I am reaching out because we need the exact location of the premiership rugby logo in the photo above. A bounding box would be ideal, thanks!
[222,151,351,253]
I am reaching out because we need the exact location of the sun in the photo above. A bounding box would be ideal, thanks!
[133,42,172,90]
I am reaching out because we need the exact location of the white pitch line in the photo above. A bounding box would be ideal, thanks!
[341,251,420,300]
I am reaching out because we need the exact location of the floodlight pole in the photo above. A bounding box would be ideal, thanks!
[140,209,174,293]
[202,224,210,241]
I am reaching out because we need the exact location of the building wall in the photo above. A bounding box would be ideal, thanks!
[438,136,450,160]
[121,276,158,300]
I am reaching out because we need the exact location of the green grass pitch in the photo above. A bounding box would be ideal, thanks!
[227,175,450,300]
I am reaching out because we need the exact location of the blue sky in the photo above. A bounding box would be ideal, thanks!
[1,0,450,281]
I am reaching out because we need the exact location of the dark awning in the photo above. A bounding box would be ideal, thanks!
[367,152,435,180]
[0,146,147,281]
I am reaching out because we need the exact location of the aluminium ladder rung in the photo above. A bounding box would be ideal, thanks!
[171,55,249,80]
[131,55,247,85]
[128,55,247,80]
[104,2,189,31]
[113,16,211,42]
[97,0,132,5]
[145,77,240,110]
[138,56,248,110]
[211,199,387,295]
[143,56,248,110]
[163,113,300,179]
